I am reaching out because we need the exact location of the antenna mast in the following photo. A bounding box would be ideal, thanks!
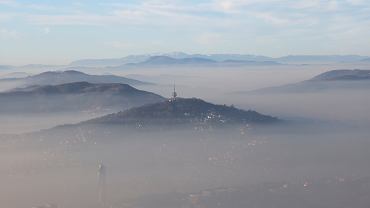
[172,82,177,100]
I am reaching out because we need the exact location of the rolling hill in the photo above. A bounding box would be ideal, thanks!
[0,70,151,88]
[311,69,370,81]
[0,82,164,114]
[249,69,370,94]
[84,97,278,127]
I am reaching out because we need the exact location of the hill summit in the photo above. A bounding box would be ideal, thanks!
[85,98,278,127]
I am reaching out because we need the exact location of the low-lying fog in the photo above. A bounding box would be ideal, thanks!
[1,63,370,208]
[2,126,370,208]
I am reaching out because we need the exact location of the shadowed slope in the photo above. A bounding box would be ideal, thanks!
[86,98,278,126]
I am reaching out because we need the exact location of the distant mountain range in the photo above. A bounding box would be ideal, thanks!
[275,55,368,63]
[0,72,30,79]
[114,56,281,68]
[69,53,275,67]
[2,53,369,69]
[69,55,152,67]
[0,65,12,70]
[0,82,164,114]
[82,97,278,127]
[360,57,370,62]
[140,56,217,65]
[0,70,151,87]
[249,69,370,94]
[68,53,370,67]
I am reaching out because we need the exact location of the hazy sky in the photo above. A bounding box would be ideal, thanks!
[1,0,370,65]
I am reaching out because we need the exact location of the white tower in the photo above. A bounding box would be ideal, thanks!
[97,162,107,207]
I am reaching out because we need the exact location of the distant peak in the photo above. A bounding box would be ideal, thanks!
[63,70,86,75]
[148,56,176,60]
[37,70,86,76]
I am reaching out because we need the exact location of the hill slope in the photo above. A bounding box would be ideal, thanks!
[310,69,370,81]
[0,82,164,113]
[250,69,370,94]
[85,98,278,127]
[0,70,151,87]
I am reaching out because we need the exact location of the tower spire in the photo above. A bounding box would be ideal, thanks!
[172,82,177,100]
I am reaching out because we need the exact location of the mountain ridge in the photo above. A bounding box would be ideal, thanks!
[68,53,370,67]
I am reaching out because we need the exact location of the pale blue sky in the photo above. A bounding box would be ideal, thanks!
[1,0,370,65]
